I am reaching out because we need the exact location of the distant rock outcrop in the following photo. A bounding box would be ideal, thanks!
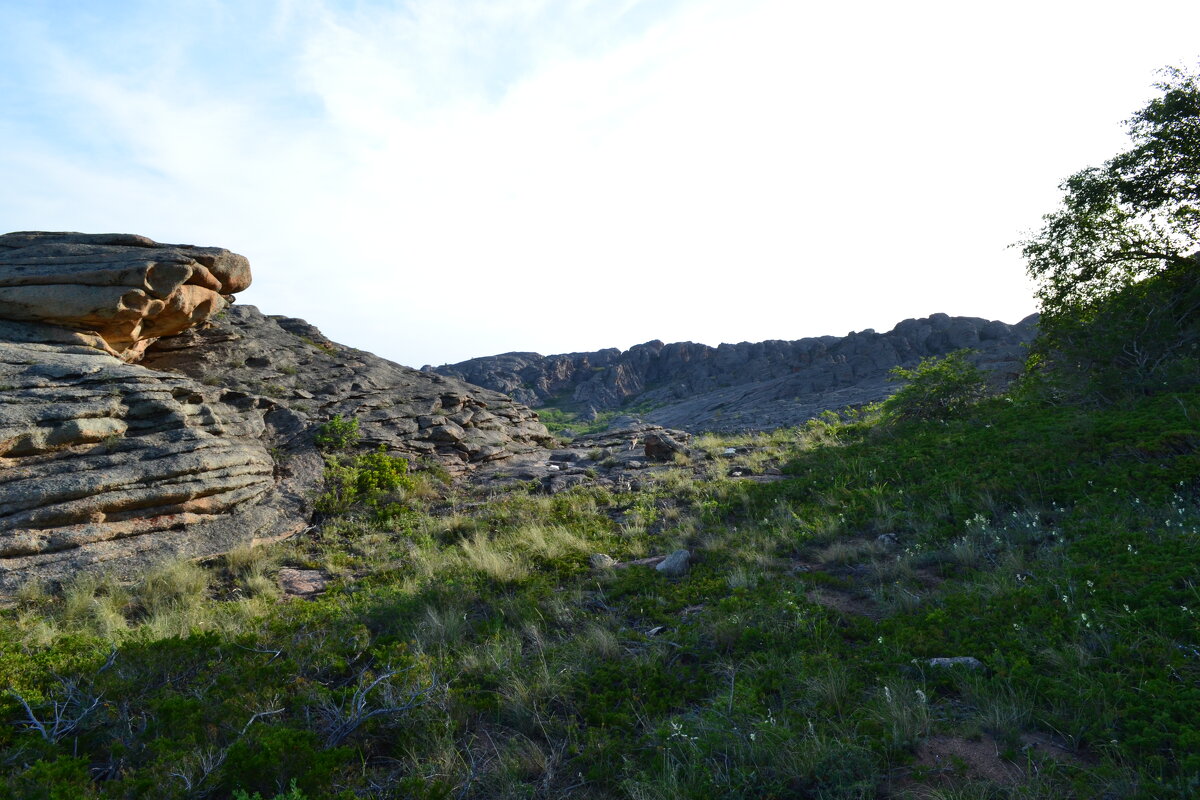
[0,232,551,593]
[431,313,1039,432]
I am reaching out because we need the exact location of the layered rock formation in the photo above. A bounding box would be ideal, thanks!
[431,313,1039,433]
[0,325,318,592]
[0,232,551,593]
[0,232,250,360]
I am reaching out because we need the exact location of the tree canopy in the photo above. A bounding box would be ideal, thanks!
[1021,65,1199,323]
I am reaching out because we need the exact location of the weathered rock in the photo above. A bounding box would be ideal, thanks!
[433,313,1038,433]
[139,305,554,470]
[278,567,329,598]
[0,233,555,594]
[0,334,320,593]
[644,431,688,461]
[0,232,251,358]
[589,553,618,570]
[656,549,691,577]
[545,473,591,494]
[927,656,985,670]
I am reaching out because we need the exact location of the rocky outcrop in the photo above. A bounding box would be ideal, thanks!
[431,313,1039,433]
[0,318,319,593]
[0,232,250,360]
[0,232,552,594]
[140,305,554,465]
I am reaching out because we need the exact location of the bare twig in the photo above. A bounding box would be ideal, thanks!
[317,666,441,747]
[9,682,104,743]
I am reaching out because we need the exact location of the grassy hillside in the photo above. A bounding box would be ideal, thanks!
[2,378,1198,799]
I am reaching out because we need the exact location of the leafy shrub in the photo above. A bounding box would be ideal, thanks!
[1020,65,1200,402]
[316,446,416,523]
[882,350,987,421]
[313,415,360,451]
[1,756,99,799]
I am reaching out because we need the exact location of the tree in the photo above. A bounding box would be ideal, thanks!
[1020,65,1200,397]
[1021,65,1199,321]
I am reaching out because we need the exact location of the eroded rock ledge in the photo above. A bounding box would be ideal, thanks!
[0,232,250,359]
[140,304,554,466]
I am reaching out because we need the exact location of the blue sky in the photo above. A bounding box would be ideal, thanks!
[2,0,1199,367]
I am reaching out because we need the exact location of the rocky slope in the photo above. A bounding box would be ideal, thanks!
[431,313,1038,432]
[0,232,551,593]
[141,304,553,465]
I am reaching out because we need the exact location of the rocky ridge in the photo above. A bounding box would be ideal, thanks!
[0,232,551,593]
[431,313,1039,432]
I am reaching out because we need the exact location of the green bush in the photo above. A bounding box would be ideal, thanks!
[882,350,987,421]
[232,781,308,800]
[313,415,360,451]
[316,446,416,522]
[1027,264,1200,401]
[1020,64,1200,403]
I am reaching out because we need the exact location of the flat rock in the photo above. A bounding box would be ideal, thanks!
[278,567,329,598]
[927,656,985,670]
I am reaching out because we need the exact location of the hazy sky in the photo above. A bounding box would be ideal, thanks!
[2,1,1198,367]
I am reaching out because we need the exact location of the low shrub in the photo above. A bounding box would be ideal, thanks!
[883,350,987,422]
[313,414,360,451]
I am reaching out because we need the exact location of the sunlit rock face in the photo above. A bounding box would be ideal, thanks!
[0,232,251,360]
[0,336,317,592]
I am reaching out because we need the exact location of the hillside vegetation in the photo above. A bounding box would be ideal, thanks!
[2,368,1198,799]
[2,66,1198,799]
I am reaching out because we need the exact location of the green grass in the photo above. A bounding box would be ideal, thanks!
[2,387,1199,798]
[534,405,621,436]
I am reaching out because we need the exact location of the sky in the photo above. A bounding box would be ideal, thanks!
[2,1,1198,368]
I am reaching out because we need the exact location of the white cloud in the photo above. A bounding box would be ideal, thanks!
[1,0,1198,365]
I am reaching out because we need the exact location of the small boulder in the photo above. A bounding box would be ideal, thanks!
[279,568,329,599]
[927,656,985,670]
[644,432,687,461]
[545,473,590,494]
[656,549,691,577]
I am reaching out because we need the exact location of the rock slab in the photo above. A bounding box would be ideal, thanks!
[0,232,250,359]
